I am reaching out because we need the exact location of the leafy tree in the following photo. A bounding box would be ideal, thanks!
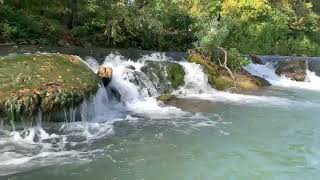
[0,0,319,58]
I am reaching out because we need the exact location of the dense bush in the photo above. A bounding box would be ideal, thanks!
[192,0,320,70]
[0,0,319,64]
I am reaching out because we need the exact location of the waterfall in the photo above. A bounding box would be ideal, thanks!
[98,53,186,117]
[245,62,320,91]
[88,53,316,110]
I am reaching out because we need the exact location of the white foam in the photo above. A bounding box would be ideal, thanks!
[0,150,86,176]
[140,52,172,62]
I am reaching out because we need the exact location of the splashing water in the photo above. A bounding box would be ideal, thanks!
[100,53,188,118]
[245,63,320,92]
[173,62,318,107]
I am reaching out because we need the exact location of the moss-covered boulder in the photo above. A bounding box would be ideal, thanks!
[140,60,185,94]
[0,53,99,122]
[189,53,270,92]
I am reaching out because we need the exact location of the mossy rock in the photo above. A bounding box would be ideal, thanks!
[188,53,269,92]
[0,53,100,121]
[140,60,185,94]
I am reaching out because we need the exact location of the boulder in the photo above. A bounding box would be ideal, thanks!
[275,60,307,81]
[126,65,136,70]
[97,66,113,86]
[140,60,185,94]
[250,55,265,65]
[0,53,99,122]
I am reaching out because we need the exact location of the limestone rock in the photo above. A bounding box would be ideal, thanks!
[250,55,264,65]
[275,60,307,81]
[97,66,113,86]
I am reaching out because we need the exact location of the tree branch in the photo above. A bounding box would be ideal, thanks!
[217,47,234,80]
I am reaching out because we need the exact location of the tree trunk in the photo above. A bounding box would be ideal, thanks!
[66,0,78,29]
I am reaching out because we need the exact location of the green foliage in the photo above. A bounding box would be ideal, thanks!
[0,0,319,56]
[226,48,251,71]
[194,19,249,71]
[272,36,320,56]
[193,0,320,71]
[194,19,229,54]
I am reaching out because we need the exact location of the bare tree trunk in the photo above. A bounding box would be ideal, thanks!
[218,47,234,80]
[66,0,78,29]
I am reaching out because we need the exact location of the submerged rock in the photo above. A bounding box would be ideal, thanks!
[275,60,307,81]
[156,94,177,103]
[0,53,99,122]
[110,87,121,102]
[140,60,185,94]
[189,53,270,91]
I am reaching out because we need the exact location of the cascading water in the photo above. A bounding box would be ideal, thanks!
[0,83,119,176]
[2,52,320,178]
[245,62,320,91]
[173,62,318,107]
[99,53,187,117]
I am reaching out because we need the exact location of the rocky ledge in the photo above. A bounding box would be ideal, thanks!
[189,52,270,92]
[0,53,100,122]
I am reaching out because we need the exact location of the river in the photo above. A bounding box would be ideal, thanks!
[1,50,320,180]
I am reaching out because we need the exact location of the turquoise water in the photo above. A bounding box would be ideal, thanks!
[3,87,320,180]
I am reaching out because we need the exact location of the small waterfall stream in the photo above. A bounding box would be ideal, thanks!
[245,62,320,91]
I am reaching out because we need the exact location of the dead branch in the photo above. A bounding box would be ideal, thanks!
[217,47,234,80]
